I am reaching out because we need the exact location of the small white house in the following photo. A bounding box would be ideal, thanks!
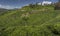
[42,1,52,5]
[38,3,42,5]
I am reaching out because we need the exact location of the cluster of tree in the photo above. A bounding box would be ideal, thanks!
[29,3,38,8]
[54,0,60,10]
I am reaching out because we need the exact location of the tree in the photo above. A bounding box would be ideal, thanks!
[59,0,60,2]
[29,4,34,8]
[54,0,60,10]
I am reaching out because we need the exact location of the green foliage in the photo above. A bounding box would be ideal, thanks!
[0,5,60,36]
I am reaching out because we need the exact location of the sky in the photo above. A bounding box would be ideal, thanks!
[0,0,58,9]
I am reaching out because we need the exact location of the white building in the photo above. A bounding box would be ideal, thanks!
[42,1,52,5]
[38,1,52,5]
[38,3,42,5]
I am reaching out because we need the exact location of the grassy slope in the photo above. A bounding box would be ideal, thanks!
[0,5,60,36]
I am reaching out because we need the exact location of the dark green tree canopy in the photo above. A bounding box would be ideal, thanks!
[59,0,60,2]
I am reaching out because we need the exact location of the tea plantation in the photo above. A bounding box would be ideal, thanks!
[0,5,60,36]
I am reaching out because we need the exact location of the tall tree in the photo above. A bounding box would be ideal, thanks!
[59,0,60,2]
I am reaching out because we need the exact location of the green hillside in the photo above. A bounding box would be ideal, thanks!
[0,5,60,36]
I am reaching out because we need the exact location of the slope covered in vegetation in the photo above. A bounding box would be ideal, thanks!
[0,5,60,36]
